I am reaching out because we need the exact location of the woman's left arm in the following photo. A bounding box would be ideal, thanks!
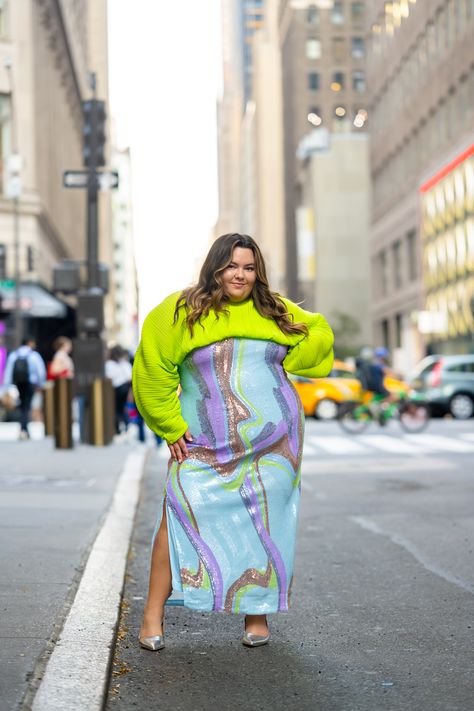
[281,299,334,378]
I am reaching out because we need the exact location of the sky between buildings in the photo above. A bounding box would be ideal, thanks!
[108,1,222,324]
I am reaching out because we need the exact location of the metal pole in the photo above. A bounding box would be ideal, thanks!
[87,171,99,288]
[13,195,22,346]
[5,58,22,348]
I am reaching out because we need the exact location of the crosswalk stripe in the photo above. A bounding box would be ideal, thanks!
[460,433,474,443]
[306,435,368,454]
[358,435,425,454]
[404,434,474,453]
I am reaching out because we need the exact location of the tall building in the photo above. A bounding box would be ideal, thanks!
[0,0,112,352]
[278,0,369,299]
[216,0,286,290]
[297,129,371,347]
[367,0,474,368]
[111,147,138,352]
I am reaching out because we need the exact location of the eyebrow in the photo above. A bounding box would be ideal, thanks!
[228,261,255,266]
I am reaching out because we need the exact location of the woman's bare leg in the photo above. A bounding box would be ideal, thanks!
[245,614,269,635]
[140,501,172,637]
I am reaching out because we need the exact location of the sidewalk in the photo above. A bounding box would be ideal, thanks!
[0,430,148,710]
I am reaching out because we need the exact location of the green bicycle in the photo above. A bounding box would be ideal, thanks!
[338,392,430,434]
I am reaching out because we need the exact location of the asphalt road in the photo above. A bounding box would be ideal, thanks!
[105,419,474,711]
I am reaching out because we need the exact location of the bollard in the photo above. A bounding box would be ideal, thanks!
[90,377,115,446]
[43,383,55,436]
[53,378,73,449]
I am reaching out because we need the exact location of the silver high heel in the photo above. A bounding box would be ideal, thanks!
[242,631,270,647]
[139,634,165,651]
[139,618,165,651]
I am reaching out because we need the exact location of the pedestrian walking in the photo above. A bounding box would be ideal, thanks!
[105,346,132,435]
[133,233,334,651]
[47,336,74,380]
[3,337,47,439]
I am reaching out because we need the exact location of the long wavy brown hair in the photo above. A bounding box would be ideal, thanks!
[174,233,308,337]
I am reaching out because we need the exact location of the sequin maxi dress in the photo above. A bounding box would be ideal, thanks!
[164,337,304,615]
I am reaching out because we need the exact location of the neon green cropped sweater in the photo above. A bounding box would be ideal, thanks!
[132,291,334,443]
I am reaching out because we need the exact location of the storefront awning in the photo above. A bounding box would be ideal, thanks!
[0,282,68,318]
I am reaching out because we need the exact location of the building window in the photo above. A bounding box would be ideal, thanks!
[308,72,320,90]
[379,250,388,296]
[306,38,322,60]
[307,4,319,25]
[307,107,322,126]
[27,245,34,272]
[0,94,11,195]
[0,243,6,280]
[381,319,390,349]
[332,37,345,62]
[395,314,402,348]
[352,70,365,92]
[331,72,345,92]
[392,240,402,289]
[406,229,417,281]
[351,2,364,24]
[351,36,365,58]
[331,1,344,25]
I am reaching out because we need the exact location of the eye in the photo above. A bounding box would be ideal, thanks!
[245,266,255,271]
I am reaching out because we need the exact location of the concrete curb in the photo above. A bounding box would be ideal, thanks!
[31,448,148,711]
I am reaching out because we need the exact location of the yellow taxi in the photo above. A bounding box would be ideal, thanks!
[291,359,409,420]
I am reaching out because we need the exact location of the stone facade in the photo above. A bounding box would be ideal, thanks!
[0,0,113,343]
[367,0,474,366]
[279,0,369,300]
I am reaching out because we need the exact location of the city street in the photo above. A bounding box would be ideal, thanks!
[105,418,474,711]
[0,432,146,711]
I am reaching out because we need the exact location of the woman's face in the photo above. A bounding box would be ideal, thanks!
[221,247,256,302]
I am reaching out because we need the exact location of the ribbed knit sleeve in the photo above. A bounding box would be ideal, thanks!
[132,294,188,443]
[280,298,334,378]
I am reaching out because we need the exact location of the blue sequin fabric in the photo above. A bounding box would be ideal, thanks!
[163,338,304,614]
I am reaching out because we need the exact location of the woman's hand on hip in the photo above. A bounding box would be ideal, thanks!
[168,429,193,463]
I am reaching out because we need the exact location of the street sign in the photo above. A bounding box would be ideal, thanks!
[63,170,119,190]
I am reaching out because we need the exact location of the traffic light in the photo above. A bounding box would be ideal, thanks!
[82,99,106,168]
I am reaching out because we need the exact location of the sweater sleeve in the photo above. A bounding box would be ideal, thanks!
[132,294,188,443]
[280,298,334,378]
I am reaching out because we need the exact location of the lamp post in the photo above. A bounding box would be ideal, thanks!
[5,57,22,349]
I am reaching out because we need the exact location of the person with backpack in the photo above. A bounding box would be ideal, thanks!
[3,337,47,439]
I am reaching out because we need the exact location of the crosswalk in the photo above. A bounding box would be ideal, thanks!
[1,421,472,459]
[153,430,474,460]
[302,432,474,457]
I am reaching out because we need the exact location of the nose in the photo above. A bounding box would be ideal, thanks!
[234,267,245,280]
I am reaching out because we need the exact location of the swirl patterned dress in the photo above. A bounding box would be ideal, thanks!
[164,337,304,615]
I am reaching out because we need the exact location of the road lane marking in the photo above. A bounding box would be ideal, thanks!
[404,434,474,453]
[350,515,474,594]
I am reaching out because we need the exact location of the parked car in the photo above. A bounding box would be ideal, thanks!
[409,354,474,419]
[291,359,409,420]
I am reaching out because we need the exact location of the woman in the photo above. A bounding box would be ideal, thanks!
[133,233,334,650]
[105,346,133,434]
[48,336,74,380]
